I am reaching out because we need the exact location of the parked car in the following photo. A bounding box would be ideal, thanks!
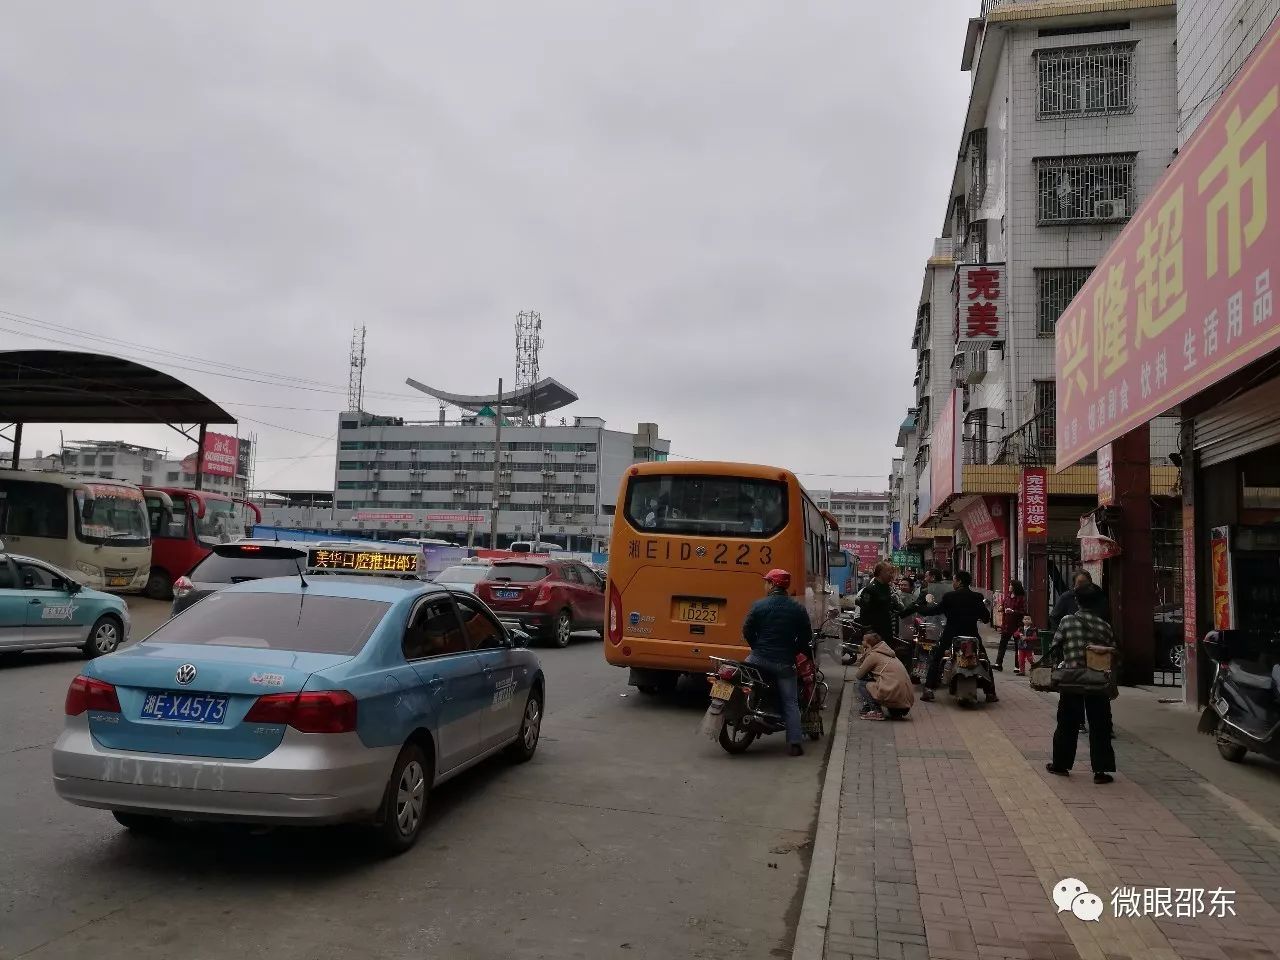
[172,540,309,616]
[0,548,130,658]
[476,558,605,647]
[432,563,491,594]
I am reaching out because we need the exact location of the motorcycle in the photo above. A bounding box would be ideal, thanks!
[941,635,997,707]
[838,615,866,665]
[911,616,940,685]
[700,636,828,754]
[1197,630,1280,765]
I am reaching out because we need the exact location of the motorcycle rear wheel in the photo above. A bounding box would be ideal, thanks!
[718,719,757,755]
[1216,725,1248,763]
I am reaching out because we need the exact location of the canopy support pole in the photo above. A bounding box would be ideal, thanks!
[10,423,21,468]
[195,423,207,491]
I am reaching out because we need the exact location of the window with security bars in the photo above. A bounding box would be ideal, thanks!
[967,129,988,212]
[1034,380,1057,453]
[1036,153,1135,224]
[1036,267,1094,336]
[1036,43,1136,119]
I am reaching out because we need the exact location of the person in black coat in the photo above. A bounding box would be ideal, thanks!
[917,570,993,702]
[1050,570,1094,629]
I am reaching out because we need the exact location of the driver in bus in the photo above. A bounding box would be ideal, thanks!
[742,568,812,757]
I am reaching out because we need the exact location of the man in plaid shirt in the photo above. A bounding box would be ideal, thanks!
[1046,584,1117,784]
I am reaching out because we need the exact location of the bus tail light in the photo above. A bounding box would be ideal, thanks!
[608,582,623,645]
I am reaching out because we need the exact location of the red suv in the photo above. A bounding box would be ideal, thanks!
[477,558,605,648]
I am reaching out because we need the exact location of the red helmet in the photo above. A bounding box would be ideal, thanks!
[763,569,792,589]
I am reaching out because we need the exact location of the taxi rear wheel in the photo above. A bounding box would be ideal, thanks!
[375,743,430,855]
[506,687,543,763]
[83,616,123,659]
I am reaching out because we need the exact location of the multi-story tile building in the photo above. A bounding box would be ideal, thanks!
[893,0,1183,595]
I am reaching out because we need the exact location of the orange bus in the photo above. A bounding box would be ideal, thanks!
[603,461,829,693]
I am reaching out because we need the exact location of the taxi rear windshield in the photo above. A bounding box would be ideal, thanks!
[625,475,787,538]
[155,592,389,654]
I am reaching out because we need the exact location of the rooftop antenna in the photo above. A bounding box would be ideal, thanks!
[514,311,543,426]
[347,325,367,413]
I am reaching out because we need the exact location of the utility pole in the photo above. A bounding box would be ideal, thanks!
[490,378,503,549]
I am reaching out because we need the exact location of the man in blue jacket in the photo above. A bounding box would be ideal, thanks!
[742,568,813,756]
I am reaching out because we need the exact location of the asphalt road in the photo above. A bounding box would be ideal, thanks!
[0,598,834,960]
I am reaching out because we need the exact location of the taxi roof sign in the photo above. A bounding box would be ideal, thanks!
[306,544,421,577]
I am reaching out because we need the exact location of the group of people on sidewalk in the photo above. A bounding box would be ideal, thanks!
[845,561,1119,783]
[736,560,1120,781]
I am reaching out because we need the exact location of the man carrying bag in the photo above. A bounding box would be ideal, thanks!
[1044,583,1117,784]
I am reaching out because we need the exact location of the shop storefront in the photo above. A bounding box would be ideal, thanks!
[1054,19,1280,697]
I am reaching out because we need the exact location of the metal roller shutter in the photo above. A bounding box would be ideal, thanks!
[1193,375,1280,467]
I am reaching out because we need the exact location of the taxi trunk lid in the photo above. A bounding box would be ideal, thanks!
[86,644,351,760]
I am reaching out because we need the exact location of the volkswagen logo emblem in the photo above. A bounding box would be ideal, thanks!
[175,663,197,685]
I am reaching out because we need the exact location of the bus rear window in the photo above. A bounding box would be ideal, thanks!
[625,475,787,538]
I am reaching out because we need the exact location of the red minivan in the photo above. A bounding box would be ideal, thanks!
[477,558,606,648]
[141,488,261,600]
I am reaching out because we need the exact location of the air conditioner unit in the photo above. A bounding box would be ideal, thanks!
[450,451,460,459]
[410,490,422,497]
[371,466,380,475]
[499,490,512,499]
[575,450,586,458]
[455,469,467,477]
[1095,199,1126,220]
[452,488,466,496]
[500,469,512,476]
[542,469,556,477]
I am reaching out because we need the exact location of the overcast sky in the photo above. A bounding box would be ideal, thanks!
[1,1,972,491]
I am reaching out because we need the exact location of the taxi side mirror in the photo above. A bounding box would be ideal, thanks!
[57,578,82,595]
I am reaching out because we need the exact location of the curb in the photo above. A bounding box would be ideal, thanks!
[791,666,853,960]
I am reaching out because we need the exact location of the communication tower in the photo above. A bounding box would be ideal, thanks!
[514,311,543,425]
[347,325,367,413]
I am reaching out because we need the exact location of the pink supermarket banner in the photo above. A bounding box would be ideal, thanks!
[1056,20,1280,467]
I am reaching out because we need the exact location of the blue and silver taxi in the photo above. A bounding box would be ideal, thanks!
[0,548,130,658]
[52,544,544,853]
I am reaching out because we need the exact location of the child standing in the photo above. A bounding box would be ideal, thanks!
[1013,615,1037,675]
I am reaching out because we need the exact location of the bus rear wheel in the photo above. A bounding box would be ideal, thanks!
[144,569,173,601]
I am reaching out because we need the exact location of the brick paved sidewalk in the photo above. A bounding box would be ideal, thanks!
[823,662,1280,960]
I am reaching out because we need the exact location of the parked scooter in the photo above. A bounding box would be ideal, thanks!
[941,635,997,707]
[838,615,866,665]
[1197,630,1280,765]
[700,635,828,754]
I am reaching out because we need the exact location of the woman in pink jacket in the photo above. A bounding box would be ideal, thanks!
[854,631,916,721]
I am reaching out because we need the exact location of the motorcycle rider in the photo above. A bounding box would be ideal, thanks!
[917,570,994,703]
[742,568,811,757]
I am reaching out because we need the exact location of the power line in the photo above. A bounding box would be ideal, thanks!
[0,308,431,403]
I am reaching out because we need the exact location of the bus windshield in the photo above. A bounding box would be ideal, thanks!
[195,498,243,546]
[74,487,150,546]
[624,475,787,538]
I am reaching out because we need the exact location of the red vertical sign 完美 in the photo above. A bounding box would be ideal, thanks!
[1020,468,1048,541]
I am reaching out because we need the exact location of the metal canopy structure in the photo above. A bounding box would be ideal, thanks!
[405,376,578,416]
[0,350,235,486]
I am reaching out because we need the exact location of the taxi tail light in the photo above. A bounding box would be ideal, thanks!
[607,582,623,645]
[66,675,121,715]
[244,691,357,733]
[174,576,194,598]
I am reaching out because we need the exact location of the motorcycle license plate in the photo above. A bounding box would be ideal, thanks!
[710,680,735,700]
[1213,695,1229,716]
